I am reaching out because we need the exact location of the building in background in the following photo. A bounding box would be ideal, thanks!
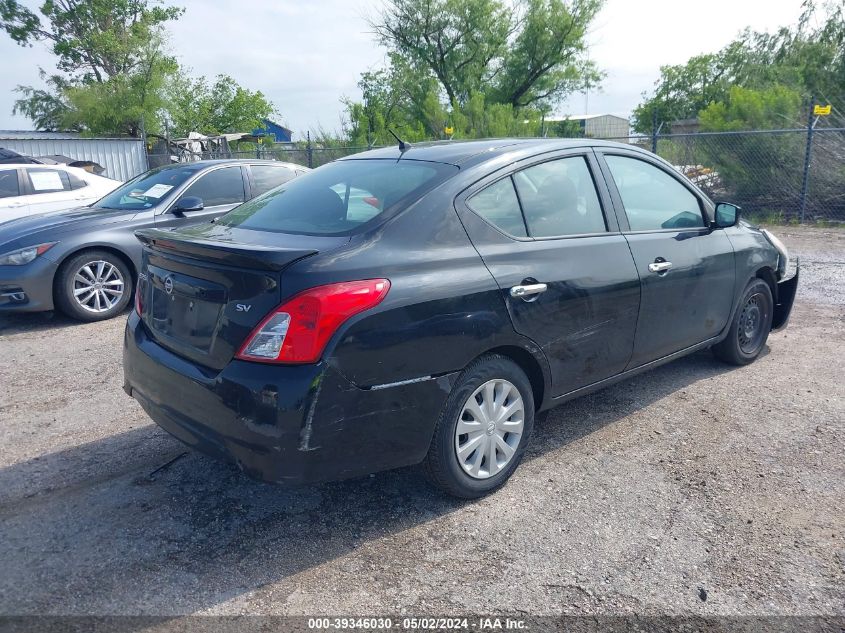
[545,114,631,140]
[0,131,146,181]
[251,119,294,143]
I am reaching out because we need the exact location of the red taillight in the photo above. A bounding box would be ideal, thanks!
[235,279,390,364]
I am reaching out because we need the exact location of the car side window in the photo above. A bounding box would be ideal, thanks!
[181,166,245,206]
[180,166,246,207]
[513,156,607,237]
[251,165,296,197]
[604,155,704,230]
[25,168,71,194]
[0,169,19,198]
[467,177,527,237]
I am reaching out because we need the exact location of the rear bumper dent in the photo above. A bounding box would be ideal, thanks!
[123,313,454,485]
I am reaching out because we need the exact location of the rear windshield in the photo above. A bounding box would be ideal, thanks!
[216,159,458,235]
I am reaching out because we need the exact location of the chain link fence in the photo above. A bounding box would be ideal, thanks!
[146,121,845,225]
[646,128,845,223]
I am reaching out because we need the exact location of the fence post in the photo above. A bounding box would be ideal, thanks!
[798,97,816,224]
[651,110,658,154]
[306,131,313,169]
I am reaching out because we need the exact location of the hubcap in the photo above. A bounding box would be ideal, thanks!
[738,292,766,354]
[72,260,125,313]
[455,379,525,480]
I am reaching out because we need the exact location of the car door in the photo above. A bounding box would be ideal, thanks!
[155,165,247,229]
[19,167,87,214]
[456,150,641,397]
[0,168,27,222]
[596,150,736,368]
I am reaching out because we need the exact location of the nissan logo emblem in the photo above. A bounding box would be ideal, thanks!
[164,277,174,295]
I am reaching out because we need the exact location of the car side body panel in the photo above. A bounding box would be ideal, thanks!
[121,139,794,487]
[274,181,553,399]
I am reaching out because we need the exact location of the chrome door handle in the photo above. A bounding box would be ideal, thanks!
[510,283,548,298]
[648,261,673,273]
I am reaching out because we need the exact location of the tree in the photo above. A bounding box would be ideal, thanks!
[1,0,183,135]
[348,0,602,143]
[0,0,183,81]
[166,73,276,137]
[632,1,845,132]
[698,85,802,132]
[491,0,602,108]
[371,0,511,108]
[370,0,602,111]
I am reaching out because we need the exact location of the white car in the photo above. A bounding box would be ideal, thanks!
[0,164,121,223]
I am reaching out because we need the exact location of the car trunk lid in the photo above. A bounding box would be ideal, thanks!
[135,225,347,370]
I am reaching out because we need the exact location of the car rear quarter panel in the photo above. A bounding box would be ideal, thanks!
[277,182,552,396]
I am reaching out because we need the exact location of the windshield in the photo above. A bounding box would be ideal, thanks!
[95,164,201,210]
[216,159,458,235]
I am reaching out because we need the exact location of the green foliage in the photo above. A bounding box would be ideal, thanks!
[1,0,184,134]
[633,1,845,132]
[371,0,512,108]
[1,0,277,138]
[12,72,71,130]
[166,73,276,137]
[0,0,183,82]
[348,0,602,143]
[698,85,802,132]
[491,0,603,108]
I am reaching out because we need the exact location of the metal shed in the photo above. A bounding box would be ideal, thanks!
[0,131,148,182]
[546,114,631,140]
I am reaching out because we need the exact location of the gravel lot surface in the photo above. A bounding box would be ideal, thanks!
[0,226,842,618]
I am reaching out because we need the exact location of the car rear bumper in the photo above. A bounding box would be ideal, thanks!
[0,258,57,312]
[772,259,799,331]
[123,312,455,485]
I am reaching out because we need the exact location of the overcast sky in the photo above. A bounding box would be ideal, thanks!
[0,0,806,138]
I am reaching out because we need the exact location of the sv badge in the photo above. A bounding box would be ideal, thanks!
[235,304,252,312]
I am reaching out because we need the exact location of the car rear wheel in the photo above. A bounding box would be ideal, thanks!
[423,355,535,498]
[55,250,132,322]
[712,278,773,365]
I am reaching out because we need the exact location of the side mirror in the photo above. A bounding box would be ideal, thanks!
[173,196,204,213]
[714,202,740,228]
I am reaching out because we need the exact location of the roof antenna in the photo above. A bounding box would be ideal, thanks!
[388,129,412,152]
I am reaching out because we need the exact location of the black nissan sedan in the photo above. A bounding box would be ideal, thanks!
[123,139,798,498]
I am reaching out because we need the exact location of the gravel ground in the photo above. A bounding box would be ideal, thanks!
[0,226,842,619]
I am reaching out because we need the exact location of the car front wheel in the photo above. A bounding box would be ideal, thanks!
[424,355,535,498]
[55,250,133,322]
[713,277,773,365]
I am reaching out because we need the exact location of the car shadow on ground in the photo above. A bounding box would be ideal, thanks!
[0,309,132,335]
[0,348,742,616]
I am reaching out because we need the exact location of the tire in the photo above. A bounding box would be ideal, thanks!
[423,354,535,499]
[712,277,773,366]
[55,250,133,322]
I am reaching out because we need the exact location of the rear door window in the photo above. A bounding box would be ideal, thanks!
[0,169,19,198]
[25,168,71,194]
[181,166,245,207]
[513,157,607,237]
[250,164,296,197]
[219,159,457,235]
[467,178,527,237]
